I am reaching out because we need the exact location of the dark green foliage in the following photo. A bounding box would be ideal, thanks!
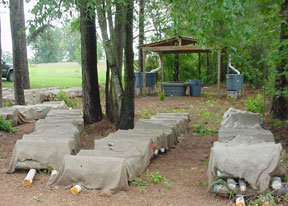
[192,125,216,136]
[54,90,78,108]
[245,94,264,114]
[145,54,159,71]
[271,0,288,120]
[158,92,165,101]
[163,54,201,82]
[129,178,147,186]
[129,169,172,189]
[0,117,17,133]
[145,0,283,87]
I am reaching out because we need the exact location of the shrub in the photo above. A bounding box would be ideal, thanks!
[130,169,172,190]
[245,94,264,114]
[158,92,165,101]
[192,124,217,136]
[55,90,78,108]
[0,117,17,133]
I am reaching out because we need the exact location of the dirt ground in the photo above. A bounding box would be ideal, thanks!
[0,86,287,206]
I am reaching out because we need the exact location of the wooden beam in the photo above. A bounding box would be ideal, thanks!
[142,45,213,53]
[217,50,221,97]
[142,51,147,95]
[159,52,164,92]
[162,50,211,54]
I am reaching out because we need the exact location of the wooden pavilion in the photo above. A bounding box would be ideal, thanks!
[138,36,222,96]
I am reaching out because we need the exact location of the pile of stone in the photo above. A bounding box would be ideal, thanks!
[2,87,82,105]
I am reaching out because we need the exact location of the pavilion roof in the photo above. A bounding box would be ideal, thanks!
[138,36,198,48]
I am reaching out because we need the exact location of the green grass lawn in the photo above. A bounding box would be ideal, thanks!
[2,61,107,88]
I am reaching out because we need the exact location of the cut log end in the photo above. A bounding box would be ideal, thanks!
[23,180,32,188]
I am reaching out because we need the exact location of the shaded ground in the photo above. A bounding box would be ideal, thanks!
[0,86,287,206]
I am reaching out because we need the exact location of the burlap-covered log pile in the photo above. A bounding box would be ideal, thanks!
[47,113,189,195]
[7,108,84,173]
[208,108,286,196]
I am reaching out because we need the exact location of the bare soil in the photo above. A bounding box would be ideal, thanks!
[0,86,287,206]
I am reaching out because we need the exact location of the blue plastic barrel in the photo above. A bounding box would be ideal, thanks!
[189,80,202,96]
[146,72,152,86]
[226,74,243,90]
[134,72,143,87]
[162,82,186,96]
[134,72,157,87]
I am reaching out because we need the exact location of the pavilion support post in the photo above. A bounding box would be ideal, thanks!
[198,53,201,79]
[142,51,147,95]
[206,52,210,84]
[217,50,221,97]
[159,52,164,92]
[226,52,229,74]
[139,49,143,72]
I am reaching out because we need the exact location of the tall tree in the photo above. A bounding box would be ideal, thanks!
[11,0,30,89]
[28,0,103,124]
[21,0,30,90]
[100,1,126,123]
[96,0,135,129]
[271,0,288,120]
[79,0,103,124]
[117,0,135,129]
[0,17,3,108]
[96,0,125,126]
[10,0,27,104]
[138,0,145,72]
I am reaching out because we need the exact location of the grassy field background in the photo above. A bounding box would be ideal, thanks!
[2,61,107,88]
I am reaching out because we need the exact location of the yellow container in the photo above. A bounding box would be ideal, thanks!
[23,169,36,188]
[236,195,245,206]
[70,185,82,195]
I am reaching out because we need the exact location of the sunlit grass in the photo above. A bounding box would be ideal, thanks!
[2,61,107,88]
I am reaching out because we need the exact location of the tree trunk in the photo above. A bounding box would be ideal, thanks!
[11,0,30,89]
[115,3,125,79]
[96,0,135,129]
[105,59,115,122]
[21,0,30,89]
[174,54,179,81]
[10,0,26,105]
[117,0,134,129]
[80,1,103,124]
[138,0,145,72]
[220,53,227,81]
[96,0,124,123]
[0,17,2,108]
[271,0,288,120]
